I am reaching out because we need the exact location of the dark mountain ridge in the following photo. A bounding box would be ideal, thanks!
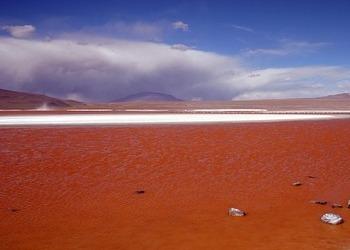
[113,92,183,102]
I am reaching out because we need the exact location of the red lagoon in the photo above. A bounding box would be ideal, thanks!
[1,120,350,249]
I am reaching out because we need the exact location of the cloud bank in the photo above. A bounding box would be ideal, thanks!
[0,37,349,101]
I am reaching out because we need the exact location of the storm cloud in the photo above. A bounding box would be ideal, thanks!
[0,37,349,101]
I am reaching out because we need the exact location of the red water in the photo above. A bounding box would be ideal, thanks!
[1,120,350,249]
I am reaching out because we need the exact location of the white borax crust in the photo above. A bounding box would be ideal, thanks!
[0,113,336,126]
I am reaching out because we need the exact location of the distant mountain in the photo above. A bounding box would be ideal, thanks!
[113,92,182,102]
[318,93,350,99]
[0,88,82,109]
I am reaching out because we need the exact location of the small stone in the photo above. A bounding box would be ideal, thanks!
[306,175,316,179]
[310,200,327,205]
[321,213,344,225]
[347,200,350,208]
[292,181,302,186]
[228,208,246,216]
[135,190,145,194]
[332,203,343,208]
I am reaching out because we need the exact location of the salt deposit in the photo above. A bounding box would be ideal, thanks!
[0,113,337,126]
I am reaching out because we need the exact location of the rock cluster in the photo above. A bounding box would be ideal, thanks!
[227,177,348,226]
[291,177,347,225]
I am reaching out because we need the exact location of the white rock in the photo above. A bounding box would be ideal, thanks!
[228,208,246,216]
[321,213,344,225]
[292,181,302,186]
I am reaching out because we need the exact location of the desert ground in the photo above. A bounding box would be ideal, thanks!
[1,112,350,249]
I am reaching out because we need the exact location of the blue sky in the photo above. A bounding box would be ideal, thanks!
[0,0,350,100]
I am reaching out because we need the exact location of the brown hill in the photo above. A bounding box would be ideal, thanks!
[317,93,350,99]
[0,88,76,109]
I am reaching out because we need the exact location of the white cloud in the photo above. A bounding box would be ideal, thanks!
[172,21,189,31]
[336,80,350,89]
[1,25,36,38]
[171,43,192,51]
[232,24,254,33]
[245,40,330,56]
[232,66,350,99]
[0,37,349,101]
[191,97,202,101]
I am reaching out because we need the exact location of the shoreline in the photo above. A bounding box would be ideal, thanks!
[0,113,346,126]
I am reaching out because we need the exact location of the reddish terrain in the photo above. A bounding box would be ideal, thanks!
[1,87,350,111]
[1,120,350,249]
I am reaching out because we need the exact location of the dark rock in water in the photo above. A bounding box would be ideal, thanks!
[321,213,344,225]
[310,200,327,205]
[228,208,246,216]
[306,175,316,179]
[135,190,145,194]
[292,181,302,186]
[332,203,343,208]
[9,208,20,212]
